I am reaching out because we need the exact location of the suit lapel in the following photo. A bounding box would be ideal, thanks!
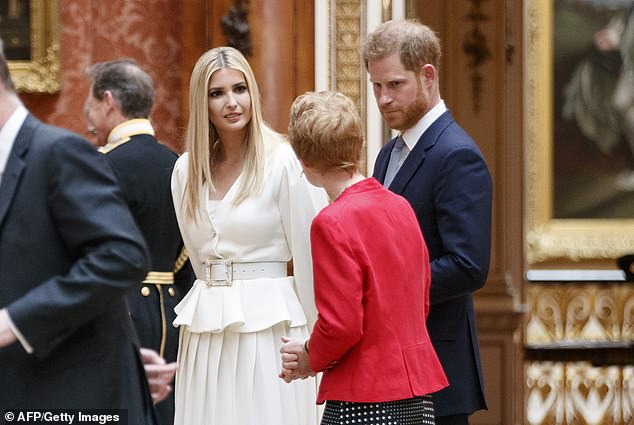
[0,115,35,231]
[388,111,455,194]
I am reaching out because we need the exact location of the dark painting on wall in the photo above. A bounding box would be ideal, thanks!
[1,0,59,93]
[554,0,634,219]
[0,0,31,61]
[525,0,634,264]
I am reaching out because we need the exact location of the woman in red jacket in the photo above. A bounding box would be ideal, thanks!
[280,90,448,425]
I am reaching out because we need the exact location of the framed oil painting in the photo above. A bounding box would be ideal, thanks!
[0,0,60,93]
[526,0,634,264]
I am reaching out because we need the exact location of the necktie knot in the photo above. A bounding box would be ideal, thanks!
[394,135,405,150]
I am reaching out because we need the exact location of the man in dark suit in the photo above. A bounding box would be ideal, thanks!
[0,41,156,423]
[362,20,493,425]
[85,58,193,425]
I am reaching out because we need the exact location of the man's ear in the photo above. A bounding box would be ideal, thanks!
[102,90,118,110]
[421,64,436,83]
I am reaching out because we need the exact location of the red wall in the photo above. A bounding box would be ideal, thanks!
[20,0,185,152]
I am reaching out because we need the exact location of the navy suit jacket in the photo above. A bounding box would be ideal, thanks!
[373,110,492,416]
[0,114,154,422]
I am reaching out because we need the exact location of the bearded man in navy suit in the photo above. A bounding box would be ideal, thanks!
[362,20,493,425]
[0,40,156,423]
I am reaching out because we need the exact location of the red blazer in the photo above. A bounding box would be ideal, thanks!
[308,178,448,404]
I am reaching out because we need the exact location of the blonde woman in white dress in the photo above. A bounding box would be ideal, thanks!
[171,46,327,425]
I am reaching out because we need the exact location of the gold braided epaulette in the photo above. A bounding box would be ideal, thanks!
[173,247,189,273]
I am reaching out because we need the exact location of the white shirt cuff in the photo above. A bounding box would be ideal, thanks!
[3,309,33,354]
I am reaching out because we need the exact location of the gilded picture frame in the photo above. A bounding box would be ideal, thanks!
[1,0,60,93]
[525,0,634,265]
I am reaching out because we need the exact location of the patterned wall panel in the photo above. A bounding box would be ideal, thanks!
[526,282,634,424]
[526,283,634,345]
[21,0,184,152]
[526,362,633,425]
[334,0,362,109]
[332,0,366,173]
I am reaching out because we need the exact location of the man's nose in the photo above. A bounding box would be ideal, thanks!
[378,89,392,106]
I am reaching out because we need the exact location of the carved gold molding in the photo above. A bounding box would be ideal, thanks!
[333,0,366,172]
[526,362,633,425]
[8,0,60,93]
[526,283,634,345]
[333,0,363,110]
[524,0,634,264]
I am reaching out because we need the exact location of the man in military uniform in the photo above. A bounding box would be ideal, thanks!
[85,58,193,425]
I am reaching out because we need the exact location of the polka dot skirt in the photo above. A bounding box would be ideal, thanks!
[321,395,436,425]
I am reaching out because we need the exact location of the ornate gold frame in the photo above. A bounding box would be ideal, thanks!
[8,0,60,93]
[525,0,634,265]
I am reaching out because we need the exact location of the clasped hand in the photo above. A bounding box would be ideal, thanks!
[140,347,178,404]
[278,336,316,383]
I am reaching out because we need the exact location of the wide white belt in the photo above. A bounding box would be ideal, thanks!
[203,259,288,287]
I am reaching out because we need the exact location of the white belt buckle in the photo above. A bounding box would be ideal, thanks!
[204,259,233,287]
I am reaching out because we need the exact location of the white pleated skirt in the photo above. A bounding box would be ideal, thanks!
[174,322,319,425]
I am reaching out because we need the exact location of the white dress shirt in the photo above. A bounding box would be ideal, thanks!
[0,104,27,185]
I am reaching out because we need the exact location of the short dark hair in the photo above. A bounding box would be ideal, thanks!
[0,38,16,92]
[88,58,154,118]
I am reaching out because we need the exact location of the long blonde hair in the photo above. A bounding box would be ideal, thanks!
[183,46,272,221]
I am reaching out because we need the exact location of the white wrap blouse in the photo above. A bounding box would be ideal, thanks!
[171,141,327,334]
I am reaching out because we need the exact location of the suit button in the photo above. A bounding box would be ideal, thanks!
[168,287,175,297]
[140,286,151,297]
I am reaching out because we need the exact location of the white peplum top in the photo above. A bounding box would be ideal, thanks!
[171,141,327,334]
